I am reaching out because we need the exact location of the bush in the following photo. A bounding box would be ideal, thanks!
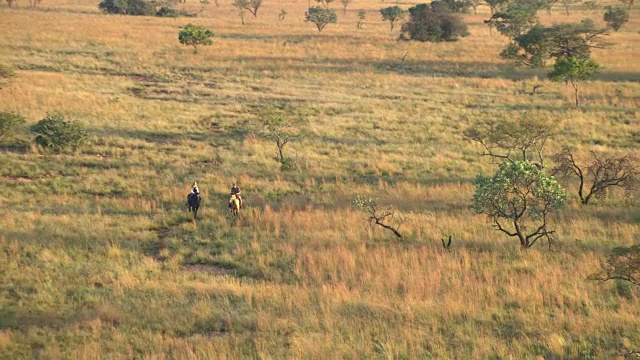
[98,0,156,16]
[603,6,629,31]
[0,111,25,141]
[0,64,15,90]
[31,114,88,153]
[400,3,469,42]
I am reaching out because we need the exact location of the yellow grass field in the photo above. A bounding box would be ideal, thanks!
[0,0,639,358]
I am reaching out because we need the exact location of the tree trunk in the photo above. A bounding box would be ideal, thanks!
[573,82,579,108]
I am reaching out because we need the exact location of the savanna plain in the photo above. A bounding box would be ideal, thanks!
[0,0,639,358]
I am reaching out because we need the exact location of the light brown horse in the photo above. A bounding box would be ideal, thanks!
[229,194,240,216]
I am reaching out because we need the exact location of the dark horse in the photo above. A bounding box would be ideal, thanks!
[187,193,201,219]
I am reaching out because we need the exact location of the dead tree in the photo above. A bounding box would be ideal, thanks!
[353,194,405,239]
[552,150,638,205]
[464,113,557,167]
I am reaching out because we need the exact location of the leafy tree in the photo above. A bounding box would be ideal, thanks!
[178,24,214,54]
[589,245,640,287]
[400,3,469,42]
[485,1,539,38]
[0,111,25,141]
[559,0,580,15]
[238,0,262,17]
[98,0,156,15]
[315,0,334,7]
[548,56,599,107]
[380,6,406,31]
[0,64,14,90]
[552,150,638,205]
[464,113,557,167]
[500,19,608,68]
[340,0,351,14]
[473,161,566,249]
[305,7,337,32]
[485,0,509,14]
[357,9,366,28]
[353,194,405,239]
[603,6,629,31]
[31,114,87,153]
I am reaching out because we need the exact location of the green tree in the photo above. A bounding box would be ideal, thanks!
[401,3,469,42]
[315,0,334,7]
[619,0,634,10]
[0,64,15,90]
[0,111,25,141]
[485,1,540,39]
[500,19,608,68]
[353,194,405,239]
[542,0,559,14]
[98,0,156,15]
[380,6,406,31]
[431,0,472,13]
[357,9,366,28]
[548,56,599,107]
[305,7,337,32]
[31,114,87,153]
[234,0,261,17]
[262,108,297,164]
[484,0,509,14]
[469,0,483,14]
[473,161,566,249]
[603,6,629,31]
[340,0,351,14]
[178,24,214,54]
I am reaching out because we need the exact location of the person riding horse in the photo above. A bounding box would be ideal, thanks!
[230,183,242,208]
[186,182,201,218]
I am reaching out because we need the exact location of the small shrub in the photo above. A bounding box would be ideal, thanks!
[98,0,156,16]
[400,3,469,42]
[0,64,15,90]
[0,111,25,141]
[31,113,88,153]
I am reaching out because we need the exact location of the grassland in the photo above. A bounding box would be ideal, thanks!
[1,0,639,358]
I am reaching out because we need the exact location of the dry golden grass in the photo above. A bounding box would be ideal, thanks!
[0,0,639,358]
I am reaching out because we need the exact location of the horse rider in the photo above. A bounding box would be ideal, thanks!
[230,183,242,208]
[188,182,200,203]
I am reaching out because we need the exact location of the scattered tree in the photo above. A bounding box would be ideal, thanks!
[603,6,629,31]
[485,0,509,14]
[559,0,580,15]
[543,0,559,14]
[0,64,15,90]
[464,113,557,167]
[619,0,634,10]
[244,0,262,17]
[31,113,87,153]
[340,0,351,14]
[261,108,298,165]
[99,0,156,15]
[473,161,566,249]
[305,7,337,32]
[552,150,638,205]
[485,1,539,39]
[400,3,469,42]
[0,111,25,141]
[589,245,640,287]
[500,19,608,68]
[178,24,214,54]
[432,0,472,13]
[353,194,406,239]
[380,6,406,31]
[469,0,483,14]
[233,0,249,24]
[357,9,366,28]
[548,56,599,107]
[315,0,334,7]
